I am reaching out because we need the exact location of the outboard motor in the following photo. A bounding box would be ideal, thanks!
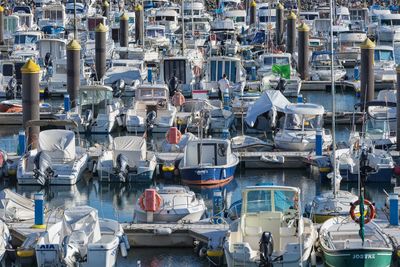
[146,110,157,135]
[259,231,274,267]
[115,154,129,183]
[83,109,93,132]
[112,79,126,97]
[33,151,55,186]
[275,77,287,92]
[62,233,84,266]
[6,77,17,99]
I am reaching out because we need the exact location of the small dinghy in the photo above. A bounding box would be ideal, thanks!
[0,189,36,222]
[36,206,129,267]
[134,186,206,223]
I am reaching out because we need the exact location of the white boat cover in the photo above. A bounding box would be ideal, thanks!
[0,220,9,261]
[0,189,35,221]
[61,206,101,244]
[38,130,76,163]
[104,68,143,85]
[113,136,146,166]
[245,90,290,127]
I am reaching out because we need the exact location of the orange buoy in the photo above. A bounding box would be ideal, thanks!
[166,127,182,145]
[139,189,162,212]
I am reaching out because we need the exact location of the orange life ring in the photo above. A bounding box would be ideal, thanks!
[138,191,162,212]
[350,199,376,224]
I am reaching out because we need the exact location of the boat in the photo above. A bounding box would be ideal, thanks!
[36,205,129,267]
[0,220,10,264]
[334,139,394,183]
[336,31,367,67]
[310,51,347,81]
[274,103,332,151]
[67,85,123,133]
[231,135,272,152]
[245,90,289,133]
[373,45,396,83]
[179,138,239,185]
[145,25,170,48]
[17,121,89,186]
[133,186,206,223]
[224,185,317,267]
[376,13,400,43]
[0,189,36,222]
[97,136,157,183]
[125,84,177,133]
[258,53,301,96]
[13,30,42,51]
[319,216,393,267]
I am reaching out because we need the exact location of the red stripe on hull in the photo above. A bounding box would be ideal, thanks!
[182,176,234,185]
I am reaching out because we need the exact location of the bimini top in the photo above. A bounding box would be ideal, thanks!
[284,103,325,115]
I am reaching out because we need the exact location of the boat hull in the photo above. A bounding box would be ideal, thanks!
[339,168,393,183]
[134,206,205,223]
[322,248,392,267]
[180,165,237,185]
[99,170,154,183]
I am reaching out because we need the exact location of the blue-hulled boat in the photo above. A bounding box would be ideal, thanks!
[179,138,239,185]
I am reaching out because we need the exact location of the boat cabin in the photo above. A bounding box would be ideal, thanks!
[13,31,42,51]
[378,13,400,27]
[14,13,34,29]
[79,85,114,117]
[258,7,277,26]
[224,10,246,30]
[38,39,67,61]
[183,139,232,167]
[40,3,66,27]
[374,45,395,62]
[135,84,169,102]
[1,60,25,83]
[208,56,242,83]
[4,15,20,35]
[282,103,324,132]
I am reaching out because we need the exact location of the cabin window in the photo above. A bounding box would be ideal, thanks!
[246,190,297,213]
[366,118,391,135]
[14,63,24,81]
[284,114,322,131]
[259,16,276,23]
[14,35,38,44]
[163,59,187,84]
[5,19,18,33]
[374,50,394,61]
[224,61,231,81]
[211,60,217,81]
[13,6,31,14]
[166,16,175,22]
[44,10,63,20]
[217,61,223,80]
[155,16,162,21]
[230,61,237,82]
[2,65,13,76]
[236,17,245,22]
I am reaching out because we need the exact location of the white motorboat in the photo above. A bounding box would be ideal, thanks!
[145,25,170,48]
[310,51,347,81]
[376,13,400,43]
[13,30,42,51]
[224,10,247,32]
[0,189,36,222]
[224,185,317,267]
[17,127,88,186]
[38,2,68,28]
[258,53,301,96]
[67,85,123,133]
[0,220,10,263]
[133,186,206,223]
[125,84,177,133]
[97,136,157,183]
[336,31,367,67]
[36,206,129,267]
[373,45,396,83]
[154,8,179,33]
[274,103,332,151]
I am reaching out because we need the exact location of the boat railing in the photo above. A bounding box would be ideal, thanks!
[167,195,194,211]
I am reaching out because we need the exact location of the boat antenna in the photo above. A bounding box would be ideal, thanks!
[74,0,77,39]
[330,0,337,197]
[181,0,185,55]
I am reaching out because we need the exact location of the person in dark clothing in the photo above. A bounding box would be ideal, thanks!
[168,74,178,96]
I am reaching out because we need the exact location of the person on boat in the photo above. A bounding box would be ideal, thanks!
[168,74,179,97]
[172,90,185,112]
[218,74,231,101]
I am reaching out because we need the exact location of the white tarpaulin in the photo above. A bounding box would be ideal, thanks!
[61,206,101,244]
[0,189,35,221]
[245,90,290,127]
[113,136,146,166]
[38,130,76,163]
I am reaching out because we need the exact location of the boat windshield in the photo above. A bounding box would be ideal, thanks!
[263,57,289,65]
[80,89,112,115]
[381,19,400,26]
[284,113,323,131]
[246,189,297,213]
[146,28,165,37]
[259,16,276,23]
[14,34,38,44]
[138,88,167,99]
[366,118,391,135]
[44,10,64,20]
[374,50,394,61]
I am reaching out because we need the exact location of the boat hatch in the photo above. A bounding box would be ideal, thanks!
[163,59,187,84]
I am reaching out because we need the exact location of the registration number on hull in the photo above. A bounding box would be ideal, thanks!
[353,254,375,260]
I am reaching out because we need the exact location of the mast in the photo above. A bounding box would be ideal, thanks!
[74,0,77,39]
[330,0,337,197]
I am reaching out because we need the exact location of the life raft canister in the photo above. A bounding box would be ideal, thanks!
[139,189,162,212]
[166,127,182,145]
